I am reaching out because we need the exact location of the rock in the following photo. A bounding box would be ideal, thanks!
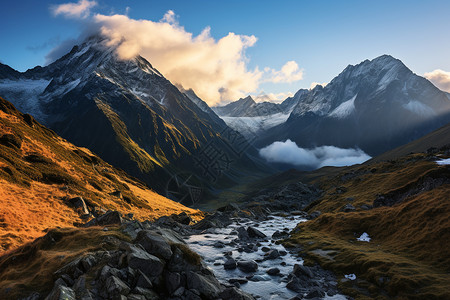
[186,271,221,299]
[247,226,266,238]
[237,260,258,273]
[135,231,173,260]
[219,287,255,300]
[261,246,270,252]
[192,211,231,230]
[126,246,164,277]
[171,212,192,225]
[265,249,280,260]
[343,203,356,212]
[272,230,289,240]
[224,257,237,270]
[132,287,159,299]
[228,278,248,284]
[293,264,313,278]
[84,210,122,227]
[305,287,325,298]
[45,285,76,300]
[236,226,249,240]
[279,250,287,256]
[213,241,225,248]
[68,197,89,215]
[105,276,130,296]
[135,270,153,290]
[267,267,280,275]
[217,203,240,213]
[165,272,181,294]
[286,276,304,293]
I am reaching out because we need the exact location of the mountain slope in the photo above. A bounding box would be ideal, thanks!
[0,96,201,251]
[0,37,269,200]
[212,91,306,138]
[257,55,450,156]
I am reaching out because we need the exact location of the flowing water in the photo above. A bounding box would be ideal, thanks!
[186,215,346,299]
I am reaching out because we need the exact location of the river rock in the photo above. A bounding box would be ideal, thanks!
[267,267,280,275]
[247,226,266,238]
[237,260,258,273]
[224,257,237,270]
[126,246,164,277]
[265,249,280,260]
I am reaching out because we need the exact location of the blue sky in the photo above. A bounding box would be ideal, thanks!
[1,0,450,104]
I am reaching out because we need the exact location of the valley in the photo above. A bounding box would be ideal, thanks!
[1,2,450,299]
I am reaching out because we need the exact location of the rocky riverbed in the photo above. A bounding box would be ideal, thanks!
[186,214,346,300]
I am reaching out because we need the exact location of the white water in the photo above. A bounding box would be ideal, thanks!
[186,215,347,299]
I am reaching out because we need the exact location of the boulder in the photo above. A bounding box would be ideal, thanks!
[135,231,173,260]
[68,197,89,215]
[171,212,192,225]
[186,271,221,299]
[45,285,75,300]
[237,227,249,240]
[105,276,130,296]
[293,264,313,278]
[224,257,237,270]
[84,211,122,227]
[237,260,258,273]
[265,249,280,260]
[219,287,255,300]
[126,246,164,277]
[267,267,280,275]
[247,226,266,238]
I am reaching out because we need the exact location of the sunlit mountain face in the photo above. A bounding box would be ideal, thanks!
[0,36,271,202]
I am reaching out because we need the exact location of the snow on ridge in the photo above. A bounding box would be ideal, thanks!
[328,94,357,119]
[221,112,290,137]
[0,78,51,121]
[403,100,435,117]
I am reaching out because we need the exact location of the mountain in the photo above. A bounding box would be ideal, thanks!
[0,36,269,202]
[212,91,306,138]
[0,96,201,251]
[256,55,450,156]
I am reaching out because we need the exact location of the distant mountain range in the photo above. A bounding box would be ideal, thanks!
[0,36,270,202]
[215,55,450,156]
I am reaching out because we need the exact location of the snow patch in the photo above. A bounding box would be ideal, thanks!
[403,100,435,117]
[221,112,290,137]
[436,158,450,165]
[356,232,371,242]
[0,79,51,121]
[345,274,356,280]
[328,95,356,119]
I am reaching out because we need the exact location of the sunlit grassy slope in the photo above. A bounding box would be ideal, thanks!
[0,96,201,252]
[286,152,450,299]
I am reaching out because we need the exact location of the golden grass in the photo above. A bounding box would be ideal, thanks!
[287,153,450,299]
[0,96,202,252]
[0,227,130,299]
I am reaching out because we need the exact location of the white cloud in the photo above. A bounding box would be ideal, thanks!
[424,69,450,93]
[52,0,97,19]
[47,9,305,105]
[264,61,304,83]
[310,81,328,89]
[259,139,371,168]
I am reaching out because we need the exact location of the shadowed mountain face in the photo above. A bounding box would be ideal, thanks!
[0,37,270,201]
[223,55,450,157]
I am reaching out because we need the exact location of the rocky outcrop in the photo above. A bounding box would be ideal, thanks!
[39,218,255,300]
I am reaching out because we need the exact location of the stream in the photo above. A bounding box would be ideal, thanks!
[185,215,347,300]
